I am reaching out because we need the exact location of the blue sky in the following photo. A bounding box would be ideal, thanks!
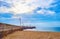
[0,0,60,31]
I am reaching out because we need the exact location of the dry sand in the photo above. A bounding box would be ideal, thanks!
[2,31,60,39]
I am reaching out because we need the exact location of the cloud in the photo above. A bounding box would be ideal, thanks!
[0,1,11,8]
[0,0,38,14]
[0,1,12,13]
[37,9,55,15]
[0,7,10,13]
[0,0,57,20]
[35,0,55,8]
[0,0,55,15]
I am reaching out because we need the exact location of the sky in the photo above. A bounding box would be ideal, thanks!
[0,0,60,32]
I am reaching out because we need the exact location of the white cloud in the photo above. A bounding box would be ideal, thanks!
[35,0,55,8]
[37,9,55,15]
[0,0,55,15]
[37,9,45,14]
[0,7,10,13]
[46,10,55,15]
[0,0,38,14]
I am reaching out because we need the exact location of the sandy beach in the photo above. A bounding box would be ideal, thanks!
[2,31,60,39]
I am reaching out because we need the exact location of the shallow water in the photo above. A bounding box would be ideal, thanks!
[31,27,60,32]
